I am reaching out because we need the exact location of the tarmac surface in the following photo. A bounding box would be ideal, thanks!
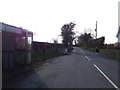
[3,47,119,89]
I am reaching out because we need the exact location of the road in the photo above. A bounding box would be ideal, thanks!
[4,47,119,89]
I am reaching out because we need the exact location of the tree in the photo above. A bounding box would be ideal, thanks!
[96,36,105,49]
[52,38,58,44]
[61,22,76,47]
[77,33,93,48]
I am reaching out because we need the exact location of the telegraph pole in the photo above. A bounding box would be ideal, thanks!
[95,21,99,52]
[95,21,97,39]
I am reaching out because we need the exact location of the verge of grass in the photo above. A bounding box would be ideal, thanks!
[87,48,96,52]
[99,49,120,62]
[84,47,120,62]
[32,47,66,67]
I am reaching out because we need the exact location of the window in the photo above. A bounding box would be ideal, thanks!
[27,36,32,50]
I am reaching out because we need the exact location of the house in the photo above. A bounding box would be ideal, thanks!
[0,22,33,70]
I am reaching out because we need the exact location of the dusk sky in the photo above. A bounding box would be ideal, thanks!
[0,0,119,44]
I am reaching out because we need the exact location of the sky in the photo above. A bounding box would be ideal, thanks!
[0,0,119,44]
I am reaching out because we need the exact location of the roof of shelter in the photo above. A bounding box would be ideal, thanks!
[0,22,32,34]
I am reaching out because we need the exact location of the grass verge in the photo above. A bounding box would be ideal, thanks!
[86,47,120,62]
[32,47,67,67]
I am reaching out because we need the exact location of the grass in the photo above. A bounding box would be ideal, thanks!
[85,47,120,62]
[87,48,96,52]
[99,49,120,62]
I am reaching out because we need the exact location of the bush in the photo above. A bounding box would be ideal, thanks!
[87,48,96,52]
[67,46,73,53]
[96,48,99,52]
[32,47,66,65]
[99,49,120,61]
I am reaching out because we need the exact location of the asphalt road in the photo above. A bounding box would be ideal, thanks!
[4,47,120,89]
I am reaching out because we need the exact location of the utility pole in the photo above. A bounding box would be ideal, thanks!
[95,21,99,52]
[95,21,97,39]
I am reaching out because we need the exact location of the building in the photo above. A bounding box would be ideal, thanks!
[0,22,33,70]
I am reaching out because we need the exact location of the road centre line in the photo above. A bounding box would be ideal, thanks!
[80,50,83,53]
[93,64,119,90]
[82,52,84,54]
[85,56,91,61]
[80,50,84,54]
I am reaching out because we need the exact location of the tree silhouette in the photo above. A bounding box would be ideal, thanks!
[78,33,93,48]
[61,22,76,47]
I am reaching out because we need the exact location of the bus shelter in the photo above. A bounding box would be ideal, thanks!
[0,22,33,70]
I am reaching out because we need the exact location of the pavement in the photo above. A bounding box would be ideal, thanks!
[3,47,120,89]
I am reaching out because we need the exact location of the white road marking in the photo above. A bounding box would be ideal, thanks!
[82,52,84,54]
[73,50,75,52]
[93,64,119,90]
[87,58,90,61]
[80,50,82,53]
[80,50,85,54]
[85,56,91,61]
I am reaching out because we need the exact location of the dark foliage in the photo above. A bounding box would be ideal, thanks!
[77,33,93,48]
[61,22,76,47]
